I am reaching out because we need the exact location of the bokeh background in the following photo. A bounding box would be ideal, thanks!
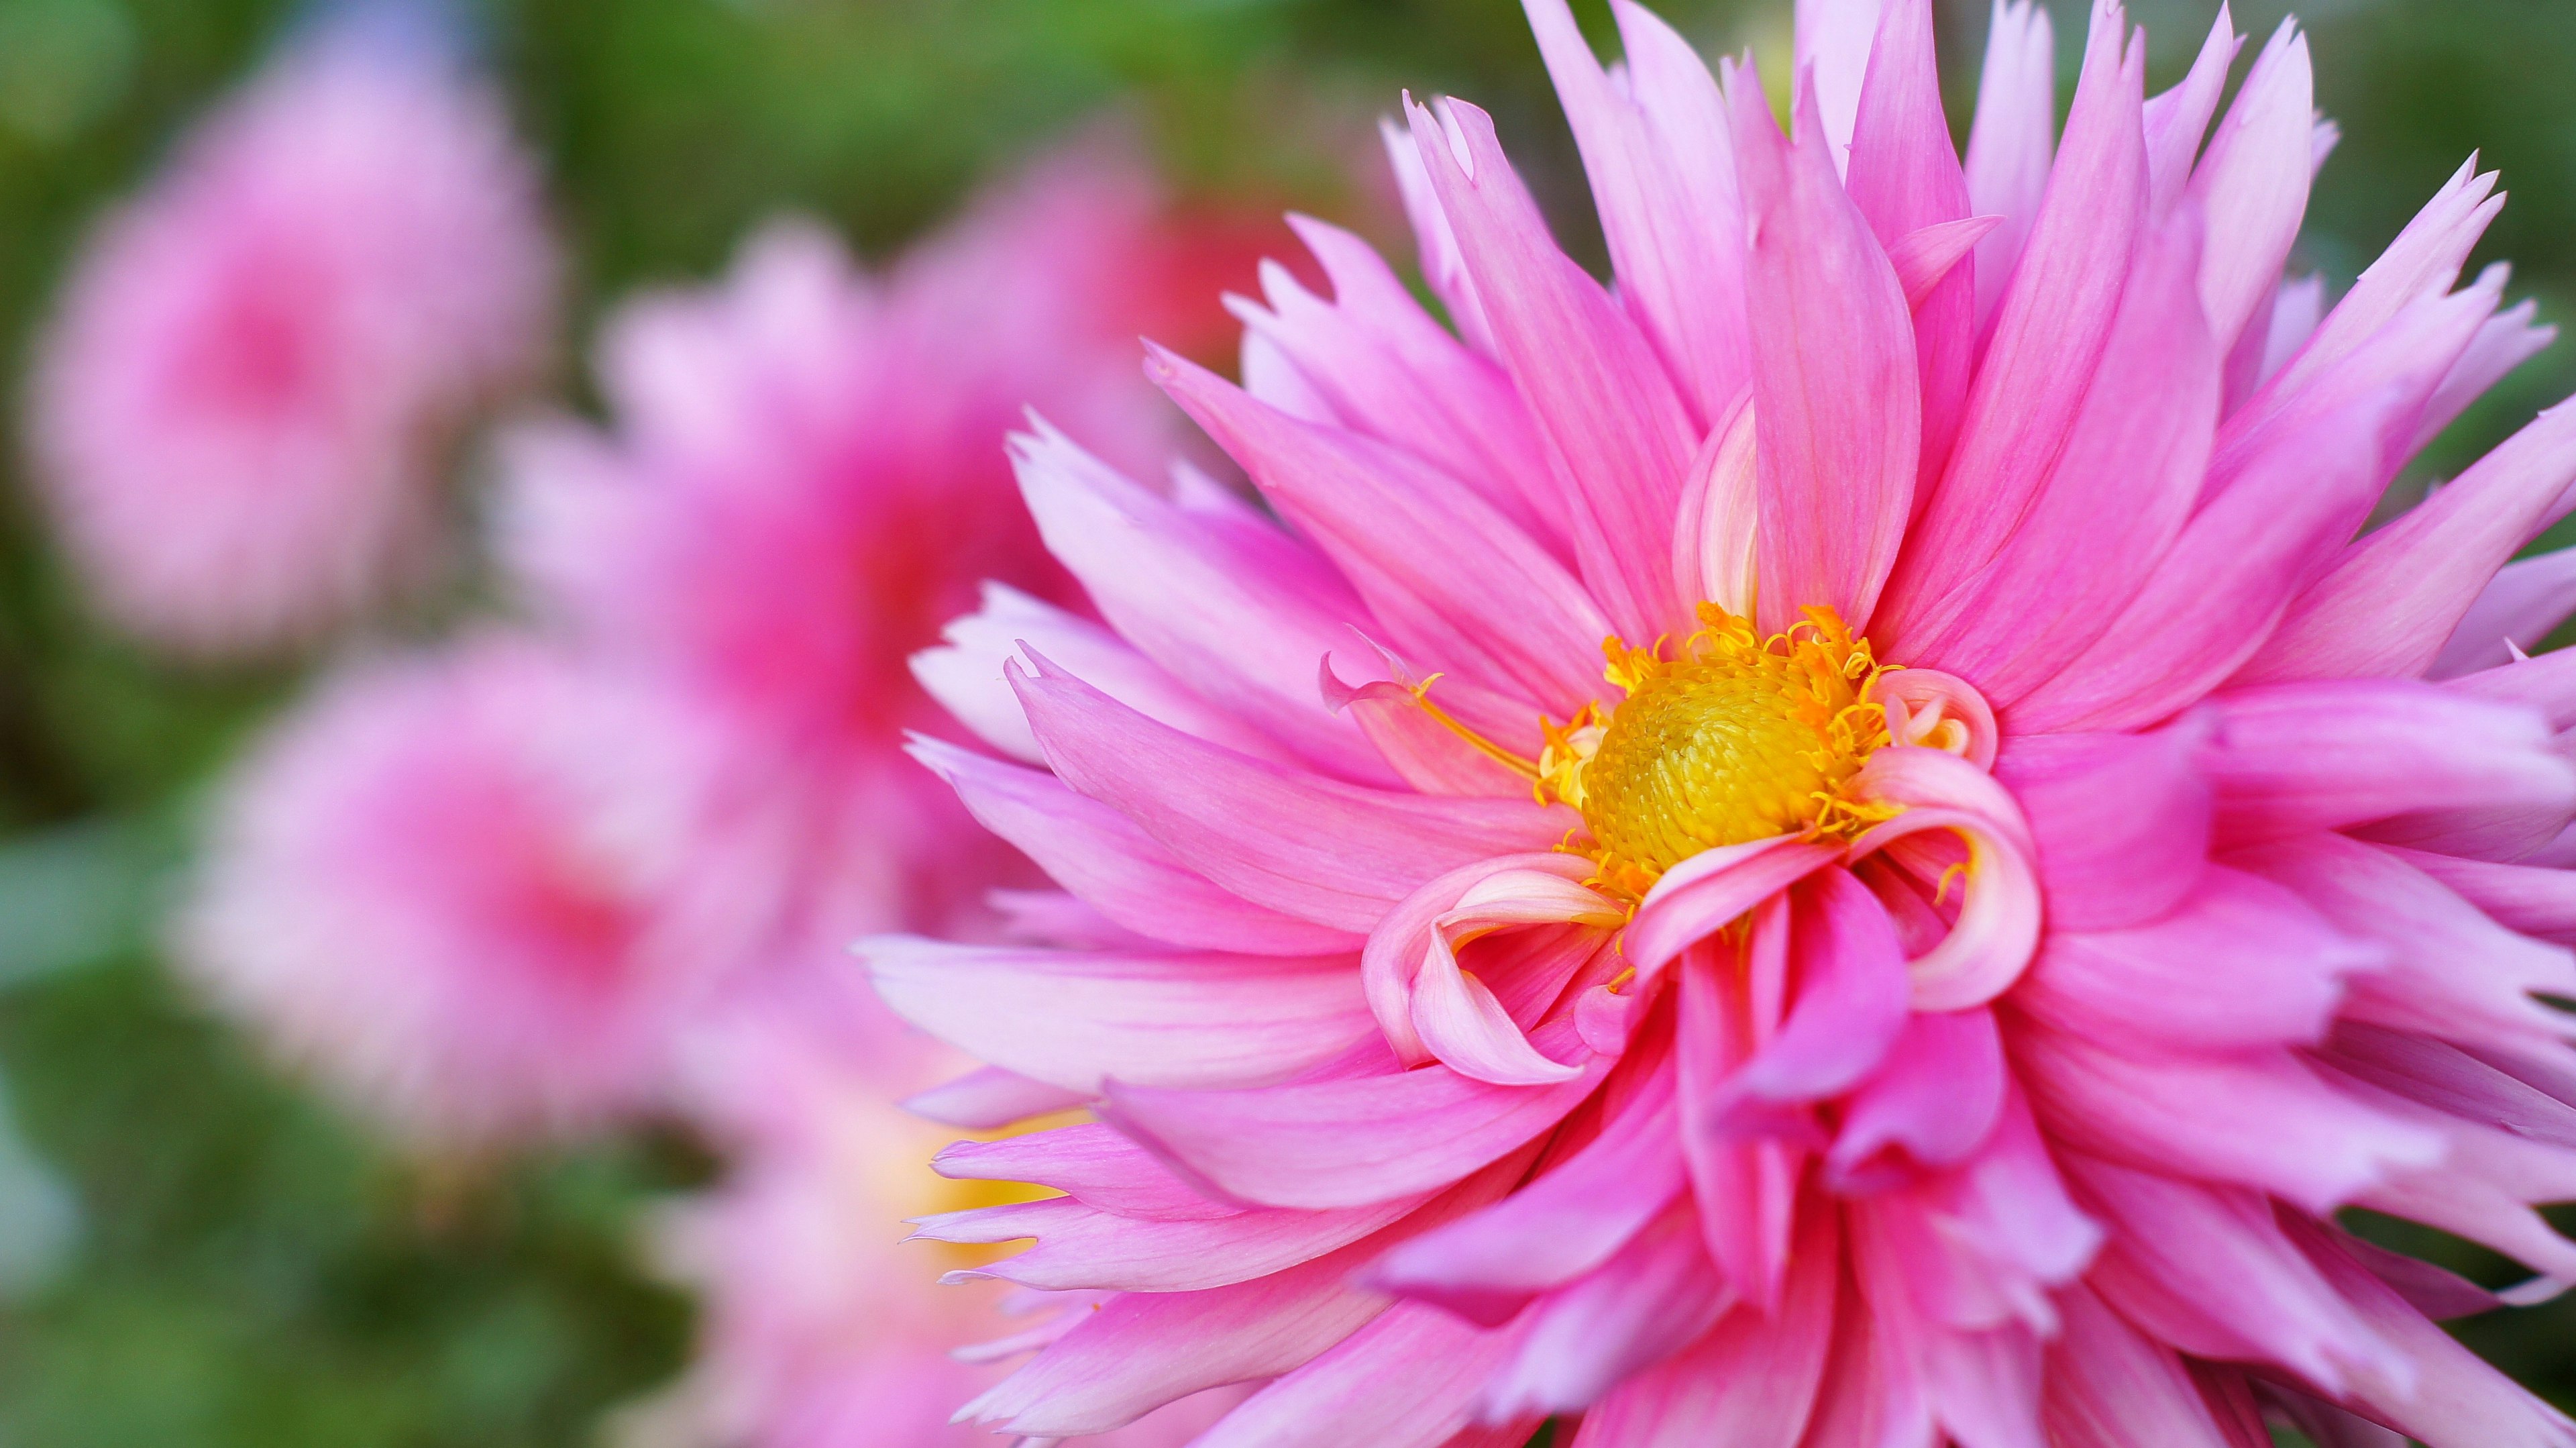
[0,0,2568,1443]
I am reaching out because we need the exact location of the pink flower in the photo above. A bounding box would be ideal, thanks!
[174,637,717,1147]
[25,19,555,656]
[500,138,1216,967]
[631,969,1244,1448]
[869,1,2576,1443]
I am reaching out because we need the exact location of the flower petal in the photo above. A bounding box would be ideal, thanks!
[1961,0,2058,326]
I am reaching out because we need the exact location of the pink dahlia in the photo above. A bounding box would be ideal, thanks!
[501,138,1220,966]
[174,637,714,1147]
[25,15,554,657]
[869,1,2576,1443]
[635,968,1244,1448]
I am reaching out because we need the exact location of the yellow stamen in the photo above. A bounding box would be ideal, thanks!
[1396,603,1905,904]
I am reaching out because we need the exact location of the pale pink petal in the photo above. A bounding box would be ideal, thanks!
[2430,547,2576,679]
[1794,0,1887,168]
[902,1064,1088,1130]
[1187,1302,1537,1448]
[2259,402,2576,682]
[1523,0,1752,427]
[1104,1021,1608,1210]
[1669,395,1758,617]
[913,739,1364,956]
[1894,207,2217,694]
[1360,853,1598,1066]
[1961,0,2057,327]
[2232,833,2576,1048]
[1012,658,1572,932]
[1726,866,1913,1103]
[1886,216,2003,309]
[1483,1206,1731,1420]
[2447,637,2576,730]
[1567,1213,1839,1445]
[2041,1281,2253,1448]
[2412,295,2556,458]
[2392,846,2576,945]
[1831,1005,2006,1178]
[1880,0,2142,633]
[1407,97,1697,643]
[1011,422,1396,784]
[2186,20,2314,357]
[1732,72,1920,633]
[934,1123,1238,1221]
[862,935,1370,1096]
[1625,835,1842,977]
[2140,5,2240,216]
[2194,680,2576,856]
[916,1192,1421,1294]
[2266,157,2501,405]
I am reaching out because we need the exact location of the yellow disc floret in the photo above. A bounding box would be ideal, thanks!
[1542,604,1898,901]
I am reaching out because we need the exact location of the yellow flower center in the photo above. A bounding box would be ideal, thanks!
[1542,605,1897,901]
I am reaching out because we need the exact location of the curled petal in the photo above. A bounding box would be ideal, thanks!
[1880,668,2000,768]
[1363,854,1597,1067]
[1626,836,1842,977]
[1851,749,2042,1010]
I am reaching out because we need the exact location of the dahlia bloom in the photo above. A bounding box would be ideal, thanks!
[175,638,714,1147]
[501,139,1213,966]
[26,16,554,656]
[870,1,2576,1442]
[634,969,1243,1448]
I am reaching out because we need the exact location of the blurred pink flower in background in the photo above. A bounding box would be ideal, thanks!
[175,637,715,1147]
[501,138,1238,971]
[25,15,554,657]
[863,0,2576,1442]
[627,968,1241,1448]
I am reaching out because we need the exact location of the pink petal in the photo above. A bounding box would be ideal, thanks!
[2006,389,2398,733]
[1012,657,1572,932]
[2293,1221,2576,1448]
[2140,5,2241,217]
[1011,421,1392,784]
[1669,395,1758,618]
[2449,641,2576,731]
[1379,115,1498,359]
[1845,0,1978,490]
[1104,1019,1608,1210]
[1482,1206,1732,1418]
[1189,1300,1534,1448]
[1152,346,1611,711]
[1895,206,2217,695]
[2412,295,2557,458]
[1961,0,2057,327]
[1793,0,1886,168]
[963,1157,1526,1437]
[2392,846,2576,945]
[1729,865,1914,1103]
[1239,218,1561,545]
[2194,679,2576,856]
[1831,1006,2007,1181]
[1407,96,1697,643]
[2430,547,2576,680]
[2265,157,2501,407]
[1567,1212,1840,1445]
[1625,835,1842,976]
[2261,402,2576,682]
[914,1190,1421,1293]
[2041,1280,2256,1448]
[1882,0,2143,631]
[902,1064,1089,1130]
[2068,1156,2406,1392]
[2233,833,2576,1049]
[1887,216,2004,309]
[2011,866,2376,1052]
[1369,1041,1683,1323]
[1522,0,1752,428]
[1729,72,1919,633]
[914,737,1364,956]
[1990,725,2213,931]
[936,1122,1238,1221]
[1849,747,2044,1010]
[1360,852,1598,1066]
[863,935,1369,1096]
[2019,1027,2441,1213]
[2186,20,2314,356]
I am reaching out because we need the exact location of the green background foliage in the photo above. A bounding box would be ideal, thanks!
[0,1,2567,1443]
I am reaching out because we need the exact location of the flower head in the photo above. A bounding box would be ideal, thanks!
[26,19,553,656]
[174,638,712,1147]
[502,138,1232,960]
[873,1,2576,1442]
